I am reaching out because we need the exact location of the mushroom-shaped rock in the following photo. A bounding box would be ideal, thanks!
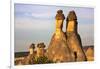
[67,10,77,21]
[66,10,87,61]
[29,43,35,55]
[66,10,78,33]
[29,43,35,49]
[55,10,65,20]
[47,10,74,62]
[23,43,35,65]
[55,10,65,39]
[37,42,45,48]
[37,43,46,57]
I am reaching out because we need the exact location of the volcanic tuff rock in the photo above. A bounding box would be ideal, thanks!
[47,10,87,62]
[66,11,87,61]
[47,10,74,62]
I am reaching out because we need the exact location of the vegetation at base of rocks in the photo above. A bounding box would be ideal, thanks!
[33,56,53,64]
[15,56,54,65]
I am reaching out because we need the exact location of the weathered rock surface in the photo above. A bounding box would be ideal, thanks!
[47,10,87,62]
[37,43,46,57]
[47,31,74,62]
[66,32,87,61]
[86,47,94,61]
[66,10,87,61]
[47,10,73,62]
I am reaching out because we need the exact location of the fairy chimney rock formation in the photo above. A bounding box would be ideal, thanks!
[66,10,77,33]
[37,43,46,57]
[66,10,87,61]
[29,43,35,55]
[47,10,73,62]
[24,43,35,64]
[55,10,65,39]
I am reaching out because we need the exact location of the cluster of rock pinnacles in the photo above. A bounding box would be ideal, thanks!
[23,10,87,64]
[47,10,87,62]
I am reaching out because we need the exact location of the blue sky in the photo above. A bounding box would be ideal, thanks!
[14,3,94,52]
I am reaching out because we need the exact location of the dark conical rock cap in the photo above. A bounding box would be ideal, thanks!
[55,10,65,20]
[37,42,45,48]
[57,10,63,14]
[67,10,77,21]
[29,43,35,49]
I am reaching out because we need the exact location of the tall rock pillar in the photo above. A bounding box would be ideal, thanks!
[66,10,87,61]
[55,10,65,39]
[47,10,73,62]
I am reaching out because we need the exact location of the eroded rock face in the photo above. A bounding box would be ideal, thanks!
[86,47,94,61]
[55,10,65,33]
[37,43,46,57]
[47,10,87,62]
[47,10,73,62]
[66,11,87,61]
[66,11,77,33]
[55,10,65,20]
[66,10,77,21]
[47,31,74,62]
[29,43,35,55]
[23,43,36,65]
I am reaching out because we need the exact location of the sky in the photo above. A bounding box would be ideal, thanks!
[14,3,94,52]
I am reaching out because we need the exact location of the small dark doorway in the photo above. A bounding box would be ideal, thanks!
[74,51,77,61]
